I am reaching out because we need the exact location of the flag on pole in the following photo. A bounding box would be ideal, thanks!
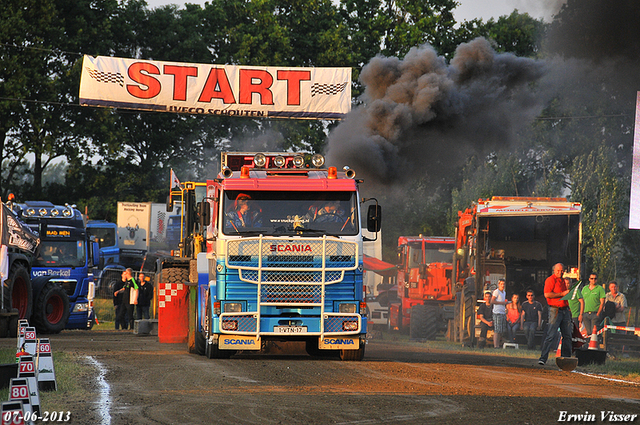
[170,169,181,190]
[561,280,583,301]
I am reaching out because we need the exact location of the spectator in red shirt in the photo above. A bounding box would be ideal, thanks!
[538,263,572,365]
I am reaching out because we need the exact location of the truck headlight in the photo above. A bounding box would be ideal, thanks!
[73,303,89,313]
[221,320,238,331]
[254,153,267,168]
[224,302,242,313]
[339,303,357,314]
[342,320,358,331]
[311,154,325,168]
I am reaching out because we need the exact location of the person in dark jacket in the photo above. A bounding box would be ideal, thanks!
[113,277,127,330]
[115,268,139,330]
[136,273,154,320]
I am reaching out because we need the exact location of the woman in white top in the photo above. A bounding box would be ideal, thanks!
[491,279,510,348]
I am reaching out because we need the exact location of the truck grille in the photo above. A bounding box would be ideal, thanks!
[240,270,343,284]
[221,236,362,336]
[226,236,358,284]
[261,284,322,304]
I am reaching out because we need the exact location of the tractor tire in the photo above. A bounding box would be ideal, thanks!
[410,304,428,340]
[0,318,8,338]
[195,330,206,355]
[32,283,70,334]
[204,303,234,359]
[162,267,189,284]
[195,296,211,356]
[424,305,438,341]
[305,339,322,357]
[340,344,365,361]
[8,316,18,338]
[397,309,408,334]
[5,263,33,321]
[206,338,233,359]
[461,287,475,343]
[305,340,341,358]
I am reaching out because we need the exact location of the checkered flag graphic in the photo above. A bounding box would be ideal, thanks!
[310,81,349,97]
[86,67,125,87]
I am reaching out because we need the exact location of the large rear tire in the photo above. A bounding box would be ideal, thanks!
[195,330,206,355]
[204,298,234,359]
[0,318,8,338]
[5,264,33,321]
[32,283,70,334]
[424,305,438,341]
[461,284,475,344]
[162,267,189,284]
[206,337,234,359]
[340,342,365,361]
[410,304,428,340]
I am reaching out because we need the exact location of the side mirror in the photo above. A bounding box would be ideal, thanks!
[91,241,101,268]
[166,195,174,212]
[367,204,381,232]
[197,201,211,227]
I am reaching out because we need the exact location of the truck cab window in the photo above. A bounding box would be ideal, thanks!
[222,190,359,236]
[35,241,85,268]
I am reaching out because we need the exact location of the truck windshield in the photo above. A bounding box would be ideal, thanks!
[88,227,116,248]
[34,240,86,268]
[408,243,454,268]
[222,190,358,236]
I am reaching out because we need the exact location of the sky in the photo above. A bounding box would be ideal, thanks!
[144,0,559,23]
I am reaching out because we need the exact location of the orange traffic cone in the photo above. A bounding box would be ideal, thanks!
[588,325,598,350]
[555,338,562,357]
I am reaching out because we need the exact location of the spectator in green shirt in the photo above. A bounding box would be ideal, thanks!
[581,273,605,333]
[565,277,584,330]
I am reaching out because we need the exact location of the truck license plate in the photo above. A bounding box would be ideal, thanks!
[274,326,307,333]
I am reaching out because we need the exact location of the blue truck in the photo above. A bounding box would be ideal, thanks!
[12,201,99,332]
[162,152,381,360]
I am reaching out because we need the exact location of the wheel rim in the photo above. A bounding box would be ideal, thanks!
[46,295,65,324]
[12,276,29,318]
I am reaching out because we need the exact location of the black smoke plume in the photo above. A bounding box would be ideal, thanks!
[325,38,547,186]
[325,0,640,190]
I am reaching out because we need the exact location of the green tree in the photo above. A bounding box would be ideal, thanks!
[481,11,546,57]
[570,146,625,281]
[0,0,57,197]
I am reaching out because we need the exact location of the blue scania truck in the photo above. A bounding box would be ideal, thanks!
[12,201,99,332]
[163,152,381,360]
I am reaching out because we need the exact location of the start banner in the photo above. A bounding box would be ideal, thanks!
[79,55,351,119]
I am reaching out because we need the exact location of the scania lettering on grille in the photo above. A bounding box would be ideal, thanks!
[323,338,354,345]
[223,338,256,345]
[269,244,312,253]
[319,337,359,349]
[220,335,261,350]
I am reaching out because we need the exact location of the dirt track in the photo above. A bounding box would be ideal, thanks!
[6,330,639,425]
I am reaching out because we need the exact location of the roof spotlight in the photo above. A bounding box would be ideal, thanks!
[273,156,286,168]
[344,166,356,179]
[292,155,305,168]
[311,154,325,168]
[253,153,267,168]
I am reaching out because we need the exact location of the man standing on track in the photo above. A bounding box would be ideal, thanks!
[538,263,572,365]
